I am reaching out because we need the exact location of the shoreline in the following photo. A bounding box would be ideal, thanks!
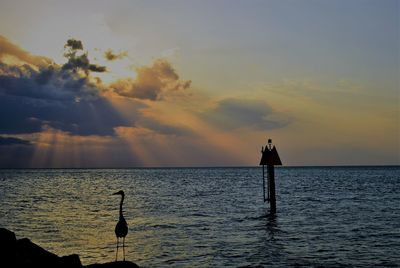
[0,228,140,268]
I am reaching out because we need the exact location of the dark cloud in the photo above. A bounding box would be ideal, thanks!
[0,38,129,136]
[111,59,191,101]
[62,52,107,73]
[0,37,193,140]
[104,49,128,61]
[202,98,290,130]
[62,39,106,74]
[88,64,106,72]
[0,64,99,101]
[0,136,32,146]
[0,36,199,167]
[0,143,34,168]
[0,136,34,168]
[0,92,130,136]
[64,39,83,50]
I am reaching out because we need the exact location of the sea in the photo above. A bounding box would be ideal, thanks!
[0,167,399,267]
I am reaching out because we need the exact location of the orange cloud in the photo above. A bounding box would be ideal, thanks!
[110,59,191,101]
[0,35,52,67]
[104,49,128,61]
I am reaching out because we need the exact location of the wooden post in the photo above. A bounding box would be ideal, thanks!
[259,139,282,215]
[262,164,266,202]
[267,164,276,214]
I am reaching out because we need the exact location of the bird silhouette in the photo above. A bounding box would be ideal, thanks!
[113,190,128,261]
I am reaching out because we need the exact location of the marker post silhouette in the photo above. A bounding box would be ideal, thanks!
[260,139,282,215]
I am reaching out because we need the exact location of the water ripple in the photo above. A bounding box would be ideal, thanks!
[0,167,399,267]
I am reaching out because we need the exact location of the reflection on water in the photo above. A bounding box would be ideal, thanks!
[265,214,278,239]
[0,167,399,267]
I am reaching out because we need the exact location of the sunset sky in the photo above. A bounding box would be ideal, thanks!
[0,0,398,167]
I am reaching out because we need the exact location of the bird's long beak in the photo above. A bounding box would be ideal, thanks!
[112,192,119,195]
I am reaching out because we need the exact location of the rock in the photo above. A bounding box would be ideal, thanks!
[16,238,61,265]
[0,228,140,268]
[61,254,82,267]
[12,238,82,267]
[0,228,16,245]
[85,261,140,268]
[0,228,17,264]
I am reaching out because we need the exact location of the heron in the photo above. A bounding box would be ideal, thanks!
[113,190,128,261]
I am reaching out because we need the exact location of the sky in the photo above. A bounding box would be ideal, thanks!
[0,0,398,167]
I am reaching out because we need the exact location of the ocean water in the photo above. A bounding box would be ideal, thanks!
[0,167,399,267]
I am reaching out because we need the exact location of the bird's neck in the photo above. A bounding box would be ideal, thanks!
[119,194,124,218]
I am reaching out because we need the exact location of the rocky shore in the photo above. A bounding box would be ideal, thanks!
[0,228,140,268]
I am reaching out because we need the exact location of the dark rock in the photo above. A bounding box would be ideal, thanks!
[61,254,82,267]
[0,228,140,268]
[0,228,17,245]
[0,228,17,264]
[85,261,140,268]
[16,238,61,266]
[12,238,82,267]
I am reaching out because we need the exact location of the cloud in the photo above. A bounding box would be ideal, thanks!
[0,35,200,168]
[0,35,52,67]
[0,38,129,136]
[0,64,100,101]
[0,143,34,168]
[64,39,83,50]
[0,93,130,136]
[0,136,32,146]
[62,38,106,74]
[104,49,128,61]
[138,118,193,136]
[0,136,34,168]
[202,98,290,130]
[110,59,191,100]
[0,37,194,137]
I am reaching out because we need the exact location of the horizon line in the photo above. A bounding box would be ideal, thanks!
[0,164,399,170]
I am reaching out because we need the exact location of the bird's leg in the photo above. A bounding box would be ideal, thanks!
[116,237,119,262]
[123,237,125,261]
